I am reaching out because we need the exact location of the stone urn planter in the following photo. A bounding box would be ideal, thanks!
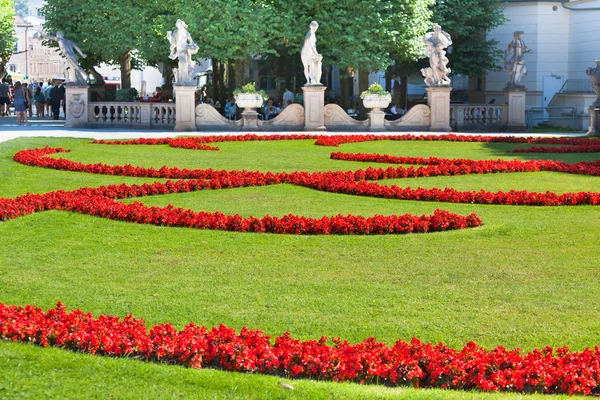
[362,93,392,111]
[235,93,264,111]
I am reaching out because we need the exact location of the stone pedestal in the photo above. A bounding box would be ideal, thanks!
[174,85,196,131]
[505,88,527,132]
[368,110,386,132]
[64,85,89,128]
[426,86,452,132]
[588,104,600,137]
[302,85,326,131]
[241,110,259,131]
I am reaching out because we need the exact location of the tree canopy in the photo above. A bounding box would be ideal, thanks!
[42,0,151,87]
[0,0,16,79]
[274,0,433,72]
[433,0,507,76]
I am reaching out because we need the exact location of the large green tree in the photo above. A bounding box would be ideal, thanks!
[0,0,16,80]
[42,0,150,88]
[433,0,507,76]
[173,0,275,86]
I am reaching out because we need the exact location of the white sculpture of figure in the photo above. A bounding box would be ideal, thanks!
[421,23,452,87]
[43,32,88,84]
[505,31,533,88]
[301,21,322,85]
[167,20,199,86]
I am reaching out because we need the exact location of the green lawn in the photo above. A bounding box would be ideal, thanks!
[0,136,599,399]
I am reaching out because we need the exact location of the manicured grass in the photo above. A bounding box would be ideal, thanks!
[0,135,599,398]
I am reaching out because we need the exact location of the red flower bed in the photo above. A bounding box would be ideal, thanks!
[1,302,599,395]
[92,134,321,151]
[91,133,599,154]
[11,147,600,207]
[314,134,597,148]
[330,151,600,177]
[2,149,482,234]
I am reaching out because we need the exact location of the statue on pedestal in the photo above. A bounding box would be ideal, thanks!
[301,21,322,86]
[586,61,600,107]
[167,20,199,86]
[505,31,533,89]
[421,24,452,87]
[43,32,88,85]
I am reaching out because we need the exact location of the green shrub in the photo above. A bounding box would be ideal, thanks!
[116,88,139,102]
[360,83,390,99]
[233,82,269,102]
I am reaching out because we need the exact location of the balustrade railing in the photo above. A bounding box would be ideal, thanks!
[450,104,507,130]
[88,102,176,127]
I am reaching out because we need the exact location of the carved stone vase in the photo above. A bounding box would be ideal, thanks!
[587,60,600,107]
[362,94,392,111]
[234,93,264,111]
[235,93,264,131]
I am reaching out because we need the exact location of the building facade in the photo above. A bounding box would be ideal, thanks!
[484,0,600,128]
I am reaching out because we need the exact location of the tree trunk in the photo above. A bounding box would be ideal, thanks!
[358,70,369,119]
[339,67,349,110]
[399,74,408,110]
[227,61,235,95]
[212,57,220,101]
[0,63,6,81]
[119,50,132,89]
[218,61,226,105]
[234,57,249,87]
[385,67,392,92]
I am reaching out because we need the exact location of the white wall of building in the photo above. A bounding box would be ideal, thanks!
[485,0,600,111]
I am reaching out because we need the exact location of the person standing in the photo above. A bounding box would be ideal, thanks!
[282,87,294,109]
[0,78,10,117]
[23,83,33,117]
[45,81,53,116]
[50,83,64,120]
[13,81,28,126]
[34,86,46,117]
[59,82,66,117]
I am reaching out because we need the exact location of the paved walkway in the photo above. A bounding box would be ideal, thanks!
[0,115,587,144]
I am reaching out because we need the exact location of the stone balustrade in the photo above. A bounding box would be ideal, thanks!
[87,102,176,128]
[450,104,508,131]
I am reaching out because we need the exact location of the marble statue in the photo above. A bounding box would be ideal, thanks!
[505,31,533,88]
[43,32,88,84]
[301,21,322,85]
[586,61,600,107]
[421,24,452,87]
[167,20,199,86]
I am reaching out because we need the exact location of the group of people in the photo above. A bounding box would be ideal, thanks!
[0,79,67,125]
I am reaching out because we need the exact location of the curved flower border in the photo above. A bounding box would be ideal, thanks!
[1,302,599,396]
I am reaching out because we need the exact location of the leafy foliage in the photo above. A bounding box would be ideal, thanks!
[0,0,16,76]
[233,82,268,101]
[115,87,139,102]
[274,0,433,72]
[433,0,507,75]
[42,0,151,86]
[360,82,390,99]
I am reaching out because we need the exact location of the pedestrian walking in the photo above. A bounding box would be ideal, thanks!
[34,86,46,118]
[13,81,28,126]
[0,78,10,117]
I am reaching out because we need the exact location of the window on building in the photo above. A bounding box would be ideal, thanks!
[9,64,17,72]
